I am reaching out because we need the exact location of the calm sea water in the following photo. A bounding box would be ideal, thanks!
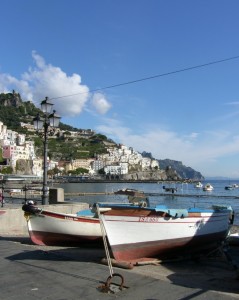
[56,179,239,225]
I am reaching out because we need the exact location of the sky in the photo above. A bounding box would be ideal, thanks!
[1,0,239,178]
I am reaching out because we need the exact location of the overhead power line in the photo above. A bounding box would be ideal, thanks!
[50,55,239,101]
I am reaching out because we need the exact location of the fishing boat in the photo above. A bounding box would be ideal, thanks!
[22,201,102,246]
[22,197,149,246]
[203,183,214,191]
[99,204,233,262]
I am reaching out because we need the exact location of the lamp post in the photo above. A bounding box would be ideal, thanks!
[33,97,61,205]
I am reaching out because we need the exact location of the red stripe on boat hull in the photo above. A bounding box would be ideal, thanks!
[110,230,228,261]
[29,230,103,247]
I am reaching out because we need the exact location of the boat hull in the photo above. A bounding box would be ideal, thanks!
[24,208,102,246]
[101,208,231,261]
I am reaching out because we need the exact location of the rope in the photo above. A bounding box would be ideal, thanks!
[96,204,114,277]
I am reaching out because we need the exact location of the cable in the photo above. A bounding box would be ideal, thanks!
[48,55,239,101]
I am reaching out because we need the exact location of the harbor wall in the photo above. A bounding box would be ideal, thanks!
[0,203,90,236]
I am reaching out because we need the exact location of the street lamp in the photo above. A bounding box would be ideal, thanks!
[33,97,61,205]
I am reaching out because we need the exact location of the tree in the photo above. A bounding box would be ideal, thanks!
[98,168,105,175]
[47,167,61,177]
[68,167,89,175]
[1,166,13,174]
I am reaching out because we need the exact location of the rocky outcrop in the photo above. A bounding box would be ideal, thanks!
[15,159,33,175]
[122,169,181,181]
[0,90,23,107]
[158,159,204,181]
[141,152,204,180]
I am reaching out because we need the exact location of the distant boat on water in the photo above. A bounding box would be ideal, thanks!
[114,188,145,197]
[225,183,239,190]
[203,183,214,191]
[225,185,234,190]
[162,186,177,193]
[194,182,203,188]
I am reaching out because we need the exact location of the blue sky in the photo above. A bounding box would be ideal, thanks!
[1,0,239,178]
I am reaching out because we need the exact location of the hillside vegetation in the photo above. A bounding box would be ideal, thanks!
[0,92,113,160]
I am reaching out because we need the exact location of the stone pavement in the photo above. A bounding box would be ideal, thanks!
[0,236,239,300]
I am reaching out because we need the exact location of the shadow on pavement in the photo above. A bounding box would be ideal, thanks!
[2,235,239,296]
[165,247,239,295]
[1,235,106,263]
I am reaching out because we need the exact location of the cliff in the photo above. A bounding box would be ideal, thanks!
[122,167,181,181]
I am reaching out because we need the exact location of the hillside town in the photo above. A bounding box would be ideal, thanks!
[0,120,162,179]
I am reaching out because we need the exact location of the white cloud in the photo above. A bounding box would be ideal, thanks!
[91,92,111,114]
[0,51,112,118]
[186,132,199,139]
[21,51,90,116]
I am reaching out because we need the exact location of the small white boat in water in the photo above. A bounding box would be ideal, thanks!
[203,183,214,191]
[194,182,203,188]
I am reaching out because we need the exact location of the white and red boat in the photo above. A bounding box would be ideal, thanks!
[22,198,149,246]
[22,202,102,246]
[100,204,234,262]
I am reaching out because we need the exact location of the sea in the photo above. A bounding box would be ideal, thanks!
[55,179,239,225]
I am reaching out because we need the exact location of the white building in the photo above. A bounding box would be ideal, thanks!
[91,160,105,172]
[32,158,43,176]
[104,164,121,175]
[119,162,128,174]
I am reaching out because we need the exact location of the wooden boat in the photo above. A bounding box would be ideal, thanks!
[22,202,102,246]
[100,204,233,262]
[114,188,145,197]
[22,198,149,246]
[203,183,214,191]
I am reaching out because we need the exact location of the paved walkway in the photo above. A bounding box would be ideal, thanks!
[0,236,239,300]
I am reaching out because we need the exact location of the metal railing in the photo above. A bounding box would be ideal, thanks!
[1,183,43,207]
